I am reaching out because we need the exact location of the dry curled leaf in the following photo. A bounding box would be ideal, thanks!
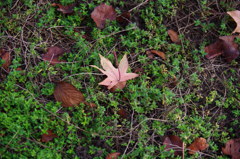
[116,12,131,26]
[117,108,128,119]
[134,67,144,74]
[168,76,178,88]
[52,3,75,14]
[167,29,180,44]
[222,138,240,159]
[163,135,183,156]
[91,3,117,29]
[91,54,139,90]
[106,152,121,159]
[0,49,11,70]
[205,35,239,62]
[85,102,97,108]
[188,137,209,154]
[227,10,240,33]
[146,50,166,60]
[54,82,85,107]
[41,130,57,143]
[42,46,66,65]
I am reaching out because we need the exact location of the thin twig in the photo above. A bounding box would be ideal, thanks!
[107,118,168,138]
[128,0,149,12]
[121,111,135,159]
[91,27,137,43]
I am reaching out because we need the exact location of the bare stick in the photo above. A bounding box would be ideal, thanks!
[128,0,149,12]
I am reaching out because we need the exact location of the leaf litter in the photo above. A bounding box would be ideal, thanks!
[91,3,117,29]
[91,54,139,91]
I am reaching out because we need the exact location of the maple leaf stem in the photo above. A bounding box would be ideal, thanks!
[113,51,119,66]
[113,51,121,81]
[118,68,121,81]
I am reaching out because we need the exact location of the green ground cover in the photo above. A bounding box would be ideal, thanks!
[0,0,239,158]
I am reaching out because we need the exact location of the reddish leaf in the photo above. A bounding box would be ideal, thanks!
[54,82,85,107]
[0,49,11,70]
[220,36,240,62]
[146,50,166,60]
[167,29,180,44]
[42,46,66,65]
[205,36,239,62]
[134,67,144,74]
[227,10,240,33]
[91,54,138,91]
[204,39,223,59]
[85,102,97,108]
[52,3,75,14]
[117,108,128,118]
[16,67,23,71]
[188,137,209,154]
[91,3,117,29]
[222,138,240,159]
[106,152,121,159]
[116,12,131,26]
[41,130,57,143]
[163,135,183,156]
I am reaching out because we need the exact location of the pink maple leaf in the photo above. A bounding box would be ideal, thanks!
[91,54,139,90]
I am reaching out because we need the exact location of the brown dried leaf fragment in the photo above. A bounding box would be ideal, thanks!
[106,152,121,159]
[222,138,240,159]
[163,135,183,156]
[91,3,117,29]
[0,49,11,70]
[41,130,57,143]
[52,3,75,14]
[205,35,239,62]
[167,29,180,44]
[227,10,240,33]
[42,46,66,65]
[54,82,85,107]
[117,108,128,119]
[146,50,166,60]
[188,137,209,154]
[116,12,131,26]
[220,36,240,62]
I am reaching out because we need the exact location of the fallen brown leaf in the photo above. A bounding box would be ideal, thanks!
[134,67,144,74]
[52,3,75,14]
[41,130,57,143]
[188,137,209,154]
[205,35,239,62]
[163,135,183,156]
[167,29,180,44]
[0,49,11,70]
[106,152,121,159]
[222,138,240,159]
[116,12,131,26]
[54,82,85,107]
[117,108,128,119]
[42,46,66,65]
[91,3,117,29]
[227,10,240,33]
[85,102,97,108]
[146,50,166,60]
[16,67,23,71]
[168,76,178,88]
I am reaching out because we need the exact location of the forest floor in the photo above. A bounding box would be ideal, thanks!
[0,0,240,159]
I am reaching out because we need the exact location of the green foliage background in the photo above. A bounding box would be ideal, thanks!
[0,0,239,158]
